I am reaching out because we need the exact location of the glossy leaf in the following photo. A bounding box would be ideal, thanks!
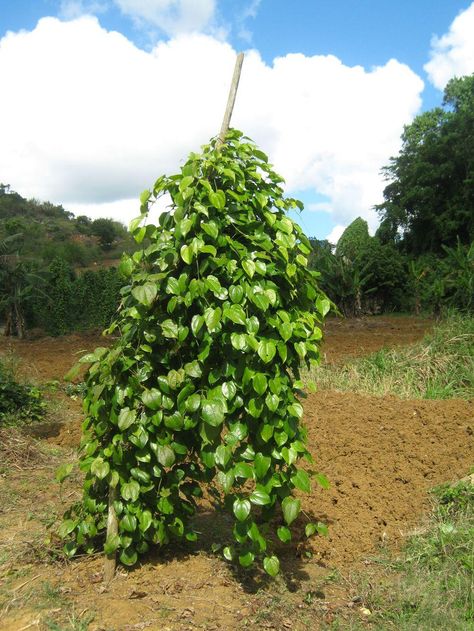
[281,496,301,526]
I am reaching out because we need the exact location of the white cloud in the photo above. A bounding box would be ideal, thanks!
[325,225,346,245]
[0,16,423,230]
[424,2,474,90]
[59,1,108,20]
[113,0,217,36]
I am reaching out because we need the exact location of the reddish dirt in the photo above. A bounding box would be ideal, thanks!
[322,315,432,365]
[1,315,473,631]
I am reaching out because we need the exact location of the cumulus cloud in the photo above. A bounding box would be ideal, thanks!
[424,2,474,90]
[0,16,423,230]
[325,225,346,245]
[113,0,217,36]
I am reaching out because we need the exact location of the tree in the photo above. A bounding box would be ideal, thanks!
[91,218,118,250]
[376,74,474,255]
[336,217,371,260]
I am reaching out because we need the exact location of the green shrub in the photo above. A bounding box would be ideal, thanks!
[0,357,45,426]
[60,129,329,575]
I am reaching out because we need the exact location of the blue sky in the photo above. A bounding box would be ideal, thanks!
[1,0,473,240]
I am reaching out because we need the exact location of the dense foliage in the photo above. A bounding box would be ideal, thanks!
[61,130,330,575]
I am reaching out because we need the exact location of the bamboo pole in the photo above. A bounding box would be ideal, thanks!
[217,52,244,147]
[102,51,245,585]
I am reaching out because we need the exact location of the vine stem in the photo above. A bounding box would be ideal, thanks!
[216,52,244,148]
[103,484,118,584]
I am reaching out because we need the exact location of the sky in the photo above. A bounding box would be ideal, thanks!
[0,1,473,242]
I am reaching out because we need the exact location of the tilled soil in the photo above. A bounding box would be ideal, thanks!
[1,315,473,631]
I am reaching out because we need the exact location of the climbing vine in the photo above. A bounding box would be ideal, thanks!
[60,129,330,575]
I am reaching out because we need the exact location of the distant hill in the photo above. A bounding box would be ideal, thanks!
[0,183,135,267]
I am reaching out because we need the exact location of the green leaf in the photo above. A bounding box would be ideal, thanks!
[305,522,317,537]
[265,392,279,412]
[252,373,268,395]
[139,510,153,533]
[288,402,304,419]
[234,462,253,479]
[281,496,301,526]
[141,389,162,410]
[233,498,251,521]
[316,522,329,536]
[316,296,331,317]
[161,319,179,339]
[121,480,140,502]
[55,463,73,483]
[223,546,234,561]
[215,445,231,468]
[201,399,226,426]
[248,398,263,418]
[132,282,157,307]
[291,469,311,493]
[119,256,134,278]
[91,457,110,480]
[118,407,136,431]
[180,244,193,264]
[221,381,237,400]
[249,489,271,505]
[156,445,175,468]
[185,393,201,412]
[205,275,221,293]
[239,551,255,567]
[257,340,276,363]
[209,189,226,210]
[255,260,267,275]
[191,314,204,337]
[231,333,247,351]
[254,453,271,479]
[277,526,292,543]
[121,514,137,533]
[184,360,202,378]
[314,473,330,489]
[242,259,255,278]
[246,316,259,335]
[120,546,138,566]
[140,189,151,205]
[278,322,293,342]
[263,555,280,577]
[104,533,121,555]
[201,221,219,240]
[225,304,246,326]
[204,307,221,332]
[229,285,244,304]
[58,519,76,538]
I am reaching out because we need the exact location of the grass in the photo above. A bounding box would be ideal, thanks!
[320,475,474,630]
[311,312,474,399]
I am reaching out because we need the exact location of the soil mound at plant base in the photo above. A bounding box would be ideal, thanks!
[302,390,474,567]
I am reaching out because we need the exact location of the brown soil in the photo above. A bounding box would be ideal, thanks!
[1,315,473,631]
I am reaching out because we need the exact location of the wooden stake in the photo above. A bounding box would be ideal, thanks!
[103,484,118,584]
[217,52,244,147]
